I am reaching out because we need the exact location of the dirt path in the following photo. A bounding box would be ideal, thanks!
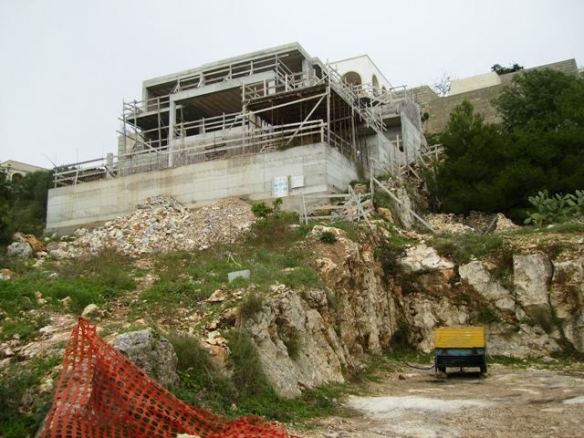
[296,363,584,438]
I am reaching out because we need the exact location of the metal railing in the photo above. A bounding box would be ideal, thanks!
[174,112,244,138]
[53,119,354,187]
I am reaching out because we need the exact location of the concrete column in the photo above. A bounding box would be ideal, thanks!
[168,101,176,167]
[302,59,314,85]
[106,153,114,179]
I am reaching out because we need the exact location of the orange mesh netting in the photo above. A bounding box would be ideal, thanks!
[41,318,299,438]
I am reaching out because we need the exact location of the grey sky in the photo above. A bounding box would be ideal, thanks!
[1,0,582,168]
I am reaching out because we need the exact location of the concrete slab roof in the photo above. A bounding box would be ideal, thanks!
[143,42,313,89]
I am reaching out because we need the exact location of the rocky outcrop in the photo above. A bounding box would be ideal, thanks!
[113,329,179,388]
[301,226,584,366]
[550,258,584,352]
[394,246,582,357]
[310,226,396,356]
[242,285,346,398]
[459,261,514,311]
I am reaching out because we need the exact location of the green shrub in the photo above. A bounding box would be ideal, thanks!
[168,333,235,411]
[251,202,273,218]
[226,331,273,398]
[319,231,337,244]
[429,233,505,265]
[525,190,584,226]
[279,325,302,360]
[238,292,264,321]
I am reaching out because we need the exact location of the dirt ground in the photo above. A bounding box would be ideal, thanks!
[294,363,584,438]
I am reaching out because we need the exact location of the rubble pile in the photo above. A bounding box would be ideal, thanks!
[427,212,519,234]
[52,196,256,257]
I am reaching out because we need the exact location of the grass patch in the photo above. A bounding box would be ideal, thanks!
[59,248,136,292]
[170,329,354,422]
[246,212,305,249]
[168,333,235,413]
[0,313,49,342]
[140,280,206,313]
[429,233,505,265]
[0,355,60,437]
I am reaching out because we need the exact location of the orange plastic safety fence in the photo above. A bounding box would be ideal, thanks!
[40,318,299,438]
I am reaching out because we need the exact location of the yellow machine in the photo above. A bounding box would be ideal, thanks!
[434,326,487,374]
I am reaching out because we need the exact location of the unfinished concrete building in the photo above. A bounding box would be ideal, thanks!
[47,43,428,234]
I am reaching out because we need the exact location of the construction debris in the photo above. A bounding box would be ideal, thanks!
[51,196,256,257]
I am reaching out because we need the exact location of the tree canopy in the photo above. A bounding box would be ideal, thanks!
[0,168,53,244]
[433,69,584,221]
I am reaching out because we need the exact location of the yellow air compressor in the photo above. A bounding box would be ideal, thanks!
[434,326,487,375]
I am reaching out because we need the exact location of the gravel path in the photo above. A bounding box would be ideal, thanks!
[295,363,584,438]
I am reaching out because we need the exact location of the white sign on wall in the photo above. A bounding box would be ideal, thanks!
[272,176,289,197]
[290,175,305,189]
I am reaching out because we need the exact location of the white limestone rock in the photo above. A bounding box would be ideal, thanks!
[513,254,553,308]
[459,261,515,311]
[399,243,454,272]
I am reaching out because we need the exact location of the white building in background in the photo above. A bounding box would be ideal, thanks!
[0,160,47,181]
[329,54,392,96]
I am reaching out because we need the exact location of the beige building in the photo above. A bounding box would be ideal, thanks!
[0,160,48,181]
[407,59,580,134]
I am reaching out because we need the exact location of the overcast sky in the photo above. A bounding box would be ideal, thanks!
[1,0,583,168]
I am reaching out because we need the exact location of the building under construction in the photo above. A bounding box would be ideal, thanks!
[47,43,428,234]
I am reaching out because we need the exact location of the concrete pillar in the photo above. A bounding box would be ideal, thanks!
[302,59,314,85]
[168,101,176,167]
[106,153,114,179]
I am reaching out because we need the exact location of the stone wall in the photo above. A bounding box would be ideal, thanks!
[411,59,579,134]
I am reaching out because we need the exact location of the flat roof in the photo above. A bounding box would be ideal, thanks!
[143,42,312,89]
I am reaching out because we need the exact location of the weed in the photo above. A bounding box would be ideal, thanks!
[224,330,274,399]
[282,266,321,290]
[384,349,434,365]
[278,325,302,360]
[319,231,337,244]
[167,333,235,411]
[453,285,501,325]
[238,292,264,321]
[246,212,302,248]
[472,303,500,325]
[0,315,46,342]
[59,248,135,291]
[324,221,359,241]
[429,233,505,265]
[375,245,405,279]
[251,202,273,218]
[0,356,58,437]
[139,280,206,314]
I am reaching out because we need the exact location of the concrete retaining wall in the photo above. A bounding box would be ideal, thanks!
[46,143,359,235]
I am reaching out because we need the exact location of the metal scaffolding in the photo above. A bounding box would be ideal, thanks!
[53,45,423,187]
